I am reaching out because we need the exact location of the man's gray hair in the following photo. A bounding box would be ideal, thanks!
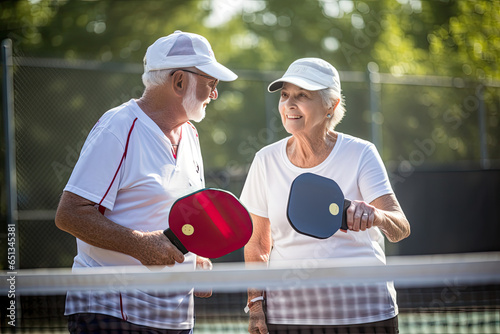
[318,87,346,131]
[142,69,173,88]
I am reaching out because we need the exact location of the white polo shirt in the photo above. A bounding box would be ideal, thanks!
[64,99,204,329]
[240,133,398,326]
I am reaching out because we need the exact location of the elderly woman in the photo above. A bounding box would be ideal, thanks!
[240,58,410,334]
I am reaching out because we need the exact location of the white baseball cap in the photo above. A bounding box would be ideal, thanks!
[268,58,341,94]
[144,30,237,81]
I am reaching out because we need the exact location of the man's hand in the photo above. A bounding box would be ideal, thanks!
[55,191,186,267]
[137,230,185,266]
[194,256,213,298]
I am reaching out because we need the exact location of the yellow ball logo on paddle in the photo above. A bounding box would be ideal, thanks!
[182,224,194,236]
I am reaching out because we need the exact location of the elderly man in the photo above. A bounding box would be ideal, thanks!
[55,30,237,334]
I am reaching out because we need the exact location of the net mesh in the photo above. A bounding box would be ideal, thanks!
[1,253,499,333]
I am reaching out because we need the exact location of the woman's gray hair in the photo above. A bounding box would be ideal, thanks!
[318,87,346,131]
[142,69,173,88]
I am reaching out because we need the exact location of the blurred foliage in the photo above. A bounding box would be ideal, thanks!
[0,0,499,267]
[1,0,498,74]
[1,0,496,181]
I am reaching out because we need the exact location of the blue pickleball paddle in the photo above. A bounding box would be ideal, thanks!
[287,173,351,239]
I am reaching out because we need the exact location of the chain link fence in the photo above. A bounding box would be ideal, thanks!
[2,39,500,269]
[8,56,148,268]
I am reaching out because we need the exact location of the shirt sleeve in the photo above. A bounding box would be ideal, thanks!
[240,153,269,218]
[64,127,125,210]
[357,143,394,204]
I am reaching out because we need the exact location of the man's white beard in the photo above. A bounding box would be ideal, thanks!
[182,77,206,123]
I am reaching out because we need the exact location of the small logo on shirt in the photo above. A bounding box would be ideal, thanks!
[194,160,200,173]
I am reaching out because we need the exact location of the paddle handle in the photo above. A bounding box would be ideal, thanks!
[163,228,189,254]
[340,199,351,232]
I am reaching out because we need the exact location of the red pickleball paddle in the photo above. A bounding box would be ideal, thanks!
[163,188,253,258]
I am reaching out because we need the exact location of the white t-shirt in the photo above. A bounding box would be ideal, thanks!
[240,133,398,326]
[64,99,204,329]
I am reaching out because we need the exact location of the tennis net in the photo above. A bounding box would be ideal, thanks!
[1,252,499,333]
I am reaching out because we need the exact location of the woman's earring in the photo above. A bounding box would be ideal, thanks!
[326,114,332,118]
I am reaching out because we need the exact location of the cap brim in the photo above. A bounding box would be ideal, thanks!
[268,76,327,92]
[197,62,238,82]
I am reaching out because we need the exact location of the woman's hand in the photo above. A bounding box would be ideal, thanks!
[345,194,410,242]
[248,301,268,334]
[245,214,272,333]
[345,200,376,232]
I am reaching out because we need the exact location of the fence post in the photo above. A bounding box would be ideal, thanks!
[264,81,275,145]
[2,38,20,326]
[2,38,19,263]
[477,84,490,169]
[367,62,383,155]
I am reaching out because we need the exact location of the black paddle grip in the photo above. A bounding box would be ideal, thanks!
[341,199,351,231]
[163,228,189,254]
